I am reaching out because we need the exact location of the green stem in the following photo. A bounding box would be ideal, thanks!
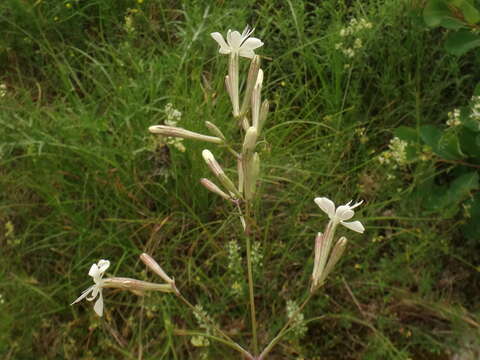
[244,205,259,356]
[174,330,254,359]
[174,288,253,359]
[258,292,313,360]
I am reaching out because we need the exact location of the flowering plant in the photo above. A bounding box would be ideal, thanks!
[71,26,365,359]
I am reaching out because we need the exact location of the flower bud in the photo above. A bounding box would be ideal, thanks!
[242,127,258,156]
[240,55,261,115]
[202,150,242,198]
[149,125,223,144]
[200,178,234,201]
[258,99,269,134]
[205,121,226,141]
[251,69,264,130]
[321,236,347,282]
[140,253,175,284]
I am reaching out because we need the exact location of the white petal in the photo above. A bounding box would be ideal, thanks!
[88,264,99,277]
[336,206,354,221]
[341,220,365,233]
[238,48,255,58]
[210,32,231,54]
[97,260,110,273]
[71,285,94,305]
[241,37,263,50]
[93,292,104,317]
[228,30,243,50]
[87,285,100,301]
[314,197,335,218]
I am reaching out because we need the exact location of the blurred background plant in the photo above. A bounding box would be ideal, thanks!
[1,0,480,359]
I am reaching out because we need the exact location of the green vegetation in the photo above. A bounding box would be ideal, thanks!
[1,0,479,359]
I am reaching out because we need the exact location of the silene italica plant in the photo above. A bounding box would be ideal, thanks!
[71,26,366,359]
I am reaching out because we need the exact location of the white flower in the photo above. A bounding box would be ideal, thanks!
[71,259,110,316]
[210,26,263,59]
[314,197,365,233]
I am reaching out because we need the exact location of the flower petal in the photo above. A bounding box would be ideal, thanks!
[71,285,94,305]
[210,32,231,54]
[97,260,110,274]
[238,48,255,58]
[87,285,100,301]
[93,292,104,317]
[241,37,264,51]
[335,206,354,221]
[228,30,243,50]
[341,220,365,233]
[88,264,99,277]
[314,197,335,218]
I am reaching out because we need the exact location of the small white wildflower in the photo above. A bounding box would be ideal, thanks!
[251,241,263,273]
[470,96,480,121]
[164,103,182,124]
[388,137,408,165]
[0,294,4,305]
[342,48,355,58]
[286,300,307,339]
[167,137,186,152]
[0,84,6,97]
[314,197,365,233]
[210,26,263,59]
[446,109,461,127]
[227,240,243,296]
[71,260,110,316]
[192,304,216,346]
[353,38,363,49]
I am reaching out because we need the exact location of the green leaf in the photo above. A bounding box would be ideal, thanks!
[459,128,480,156]
[424,0,466,28]
[394,126,419,143]
[420,171,478,218]
[420,125,464,160]
[445,29,480,55]
[462,192,480,239]
[450,0,480,24]
[447,171,479,204]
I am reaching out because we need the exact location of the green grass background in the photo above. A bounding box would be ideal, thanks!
[1,0,479,359]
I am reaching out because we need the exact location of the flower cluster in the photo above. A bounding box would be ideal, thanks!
[470,95,480,121]
[163,103,186,152]
[377,137,408,168]
[286,300,307,339]
[191,304,216,347]
[124,9,138,34]
[335,17,372,68]
[251,241,263,276]
[227,240,244,297]
[447,109,461,127]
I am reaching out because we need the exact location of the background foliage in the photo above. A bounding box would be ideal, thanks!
[1,0,480,359]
